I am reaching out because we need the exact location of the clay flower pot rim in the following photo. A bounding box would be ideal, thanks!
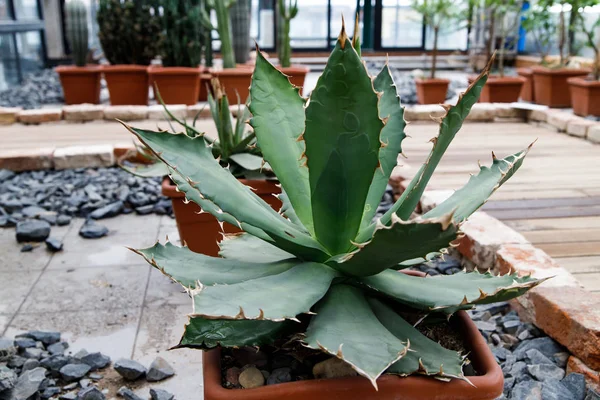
[485,76,527,85]
[415,78,451,84]
[55,65,102,74]
[162,176,277,198]
[567,76,600,87]
[516,67,533,76]
[278,65,310,72]
[102,64,149,72]
[147,65,203,76]
[530,65,591,75]
[210,67,255,76]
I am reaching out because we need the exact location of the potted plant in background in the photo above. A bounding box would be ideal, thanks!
[231,0,252,65]
[519,6,555,102]
[97,0,162,105]
[568,0,600,116]
[204,0,254,101]
[276,0,310,90]
[476,0,526,103]
[120,80,279,256]
[530,0,590,107]
[124,22,542,399]
[148,0,204,105]
[412,0,461,104]
[55,0,102,105]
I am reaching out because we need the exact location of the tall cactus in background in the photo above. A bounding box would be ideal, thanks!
[230,0,252,64]
[65,0,89,67]
[203,0,214,67]
[161,0,203,67]
[202,0,236,68]
[277,0,298,68]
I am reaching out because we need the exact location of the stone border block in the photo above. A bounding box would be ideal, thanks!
[404,104,445,122]
[63,104,105,122]
[148,104,187,120]
[547,111,581,132]
[18,108,63,124]
[465,103,497,122]
[0,107,21,125]
[494,103,527,120]
[104,106,148,121]
[588,124,600,144]
[53,145,115,169]
[0,148,54,171]
[526,109,549,122]
[187,104,211,119]
[566,119,595,138]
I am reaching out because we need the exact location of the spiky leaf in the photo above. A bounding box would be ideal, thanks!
[192,263,338,321]
[368,298,465,378]
[229,153,264,171]
[119,161,168,178]
[218,233,294,263]
[360,270,544,314]
[304,35,384,254]
[249,51,314,233]
[304,284,407,388]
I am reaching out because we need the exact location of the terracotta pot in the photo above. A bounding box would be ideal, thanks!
[161,177,281,256]
[202,276,503,400]
[199,72,213,101]
[568,77,600,117]
[531,66,591,108]
[102,65,149,105]
[517,68,534,102]
[415,78,450,104]
[55,65,102,105]
[478,76,526,103]
[278,65,310,92]
[148,66,202,105]
[210,67,254,102]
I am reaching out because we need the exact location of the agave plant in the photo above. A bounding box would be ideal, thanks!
[119,80,264,179]
[123,21,542,387]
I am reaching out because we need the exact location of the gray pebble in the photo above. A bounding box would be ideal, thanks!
[113,359,146,381]
[146,357,174,382]
[149,388,174,400]
[60,363,92,382]
[117,386,144,400]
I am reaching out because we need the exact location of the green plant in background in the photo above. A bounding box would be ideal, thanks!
[202,0,236,69]
[97,0,162,65]
[277,0,298,68]
[521,6,558,66]
[65,0,89,67]
[119,80,262,178]
[484,0,523,77]
[573,0,600,79]
[161,0,204,67]
[411,0,466,79]
[124,22,542,386]
[230,0,252,64]
[203,1,214,67]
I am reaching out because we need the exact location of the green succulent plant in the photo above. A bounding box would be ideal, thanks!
[277,0,299,68]
[123,22,542,387]
[160,0,204,67]
[201,0,236,68]
[65,0,89,67]
[119,81,263,179]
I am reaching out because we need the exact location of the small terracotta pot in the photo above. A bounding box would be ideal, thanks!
[568,77,600,117]
[102,65,149,105]
[415,78,450,104]
[278,65,310,92]
[55,65,102,105]
[210,67,254,102]
[199,72,213,101]
[148,66,202,105]
[517,68,534,102]
[202,278,503,400]
[161,177,281,256]
[478,76,526,103]
[531,66,591,108]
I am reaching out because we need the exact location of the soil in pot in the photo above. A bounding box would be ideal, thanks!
[148,66,202,105]
[517,68,534,102]
[278,66,310,94]
[568,77,600,117]
[210,67,254,102]
[415,78,450,105]
[103,65,149,105]
[479,76,526,103]
[55,65,102,105]
[162,177,281,256]
[531,66,590,108]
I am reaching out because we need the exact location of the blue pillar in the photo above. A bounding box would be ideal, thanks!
[518,1,530,53]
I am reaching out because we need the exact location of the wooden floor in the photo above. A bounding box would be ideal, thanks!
[404,122,600,292]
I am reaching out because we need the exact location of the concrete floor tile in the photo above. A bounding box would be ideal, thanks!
[156,223,180,245]
[20,264,149,313]
[63,214,163,236]
[145,268,191,308]
[0,270,42,315]
[5,308,140,360]
[0,315,10,333]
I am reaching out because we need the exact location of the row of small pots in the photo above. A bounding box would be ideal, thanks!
[55,64,310,106]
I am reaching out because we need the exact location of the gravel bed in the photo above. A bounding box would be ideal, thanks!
[0,331,175,400]
[0,167,172,250]
[0,70,64,110]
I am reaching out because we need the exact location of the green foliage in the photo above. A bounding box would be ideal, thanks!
[572,0,600,79]
[65,0,89,67]
[277,0,298,68]
[521,6,558,65]
[97,0,162,65]
[230,0,252,64]
[484,0,524,76]
[160,0,204,67]
[202,0,236,68]
[125,22,542,387]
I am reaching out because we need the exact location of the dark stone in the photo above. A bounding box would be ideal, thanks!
[510,380,542,399]
[41,387,61,399]
[88,373,102,381]
[492,347,510,362]
[113,359,146,381]
[553,352,570,368]
[561,373,586,400]
[527,364,565,382]
[47,342,68,355]
[45,237,63,252]
[40,355,71,372]
[79,220,108,239]
[146,357,174,382]
[586,389,600,400]
[149,388,174,400]
[11,367,47,400]
[267,367,292,385]
[514,337,564,360]
[525,349,554,366]
[23,347,43,359]
[89,201,123,220]
[0,365,17,392]
[77,386,105,400]
[80,353,110,371]
[0,169,15,182]
[21,331,60,345]
[502,320,521,335]
[116,386,144,400]
[504,376,515,395]
[57,215,72,226]
[60,393,78,400]
[22,358,40,371]
[541,379,577,400]
[474,320,496,332]
[7,356,26,369]
[60,364,91,382]
[134,205,154,215]
[16,220,51,242]
[20,244,34,252]
[14,338,36,349]
[21,205,48,218]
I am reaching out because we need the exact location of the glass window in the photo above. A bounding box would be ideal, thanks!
[380,0,423,48]
[16,30,44,77]
[251,0,275,49]
[13,0,39,20]
[329,0,356,45]
[0,34,19,90]
[290,0,328,49]
[0,0,13,20]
